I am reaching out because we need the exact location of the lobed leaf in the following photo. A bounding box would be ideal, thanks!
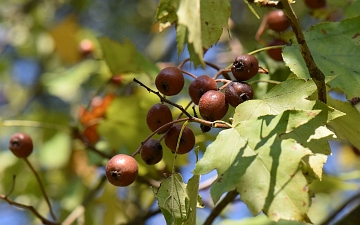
[283,16,360,99]
[194,110,324,223]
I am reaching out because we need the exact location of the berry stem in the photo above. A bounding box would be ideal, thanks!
[1,120,70,133]
[213,68,232,79]
[215,79,232,91]
[23,158,58,222]
[248,45,285,55]
[280,0,327,103]
[180,69,197,79]
[249,79,281,85]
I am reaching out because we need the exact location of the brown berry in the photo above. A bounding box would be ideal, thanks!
[141,139,163,165]
[165,124,195,154]
[146,103,173,134]
[231,55,259,81]
[155,67,184,96]
[106,154,138,187]
[199,90,229,121]
[267,10,290,32]
[9,133,33,158]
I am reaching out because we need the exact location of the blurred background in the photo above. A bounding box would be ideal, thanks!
[0,0,359,224]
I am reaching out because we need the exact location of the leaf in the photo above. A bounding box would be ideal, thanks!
[184,150,202,225]
[327,97,360,150]
[232,78,337,123]
[283,16,360,99]
[194,110,321,223]
[155,0,180,31]
[98,37,159,77]
[39,132,71,169]
[155,173,190,225]
[200,0,231,49]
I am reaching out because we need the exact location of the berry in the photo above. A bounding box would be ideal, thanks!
[155,67,184,96]
[267,39,287,61]
[8,133,33,158]
[188,75,218,105]
[225,81,254,107]
[200,124,211,133]
[106,154,138,186]
[304,0,326,9]
[198,90,229,121]
[141,139,163,165]
[267,10,290,32]
[146,103,173,134]
[231,55,259,81]
[165,124,195,154]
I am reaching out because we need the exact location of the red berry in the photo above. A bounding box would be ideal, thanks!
[267,10,290,32]
[106,154,138,186]
[188,75,218,105]
[267,39,287,62]
[199,90,229,121]
[146,103,173,134]
[165,124,195,154]
[9,133,33,158]
[155,67,184,96]
[231,55,259,81]
[141,139,163,165]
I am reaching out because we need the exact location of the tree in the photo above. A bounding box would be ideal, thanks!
[0,0,359,224]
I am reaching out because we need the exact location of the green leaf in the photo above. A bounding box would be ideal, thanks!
[194,110,321,223]
[200,0,231,49]
[98,37,159,77]
[155,173,190,225]
[155,0,180,31]
[283,16,360,99]
[233,78,336,123]
[328,97,360,150]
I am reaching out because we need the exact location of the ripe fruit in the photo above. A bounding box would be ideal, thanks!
[225,81,254,107]
[188,75,218,105]
[146,103,173,134]
[304,0,326,9]
[155,67,184,96]
[141,139,163,165]
[165,124,195,154]
[105,154,138,187]
[267,39,287,61]
[198,90,229,121]
[231,55,259,81]
[200,124,211,133]
[267,10,289,32]
[8,133,33,158]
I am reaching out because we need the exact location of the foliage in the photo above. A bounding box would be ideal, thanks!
[0,0,360,225]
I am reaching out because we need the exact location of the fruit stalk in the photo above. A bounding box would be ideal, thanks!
[280,0,327,103]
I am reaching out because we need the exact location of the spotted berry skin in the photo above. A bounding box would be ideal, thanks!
[105,154,138,187]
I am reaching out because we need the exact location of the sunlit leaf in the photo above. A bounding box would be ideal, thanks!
[39,132,71,169]
[283,16,360,99]
[194,110,321,223]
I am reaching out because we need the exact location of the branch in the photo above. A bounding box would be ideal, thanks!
[280,0,327,103]
[203,190,239,225]
[24,158,58,222]
[0,194,60,225]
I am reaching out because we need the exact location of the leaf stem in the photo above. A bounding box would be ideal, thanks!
[280,0,327,103]
[24,158,58,222]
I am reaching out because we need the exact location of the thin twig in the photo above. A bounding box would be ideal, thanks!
[203,190,239,225]
[133,78,194,119]
[181,69,198,79]
[23,158,58,222]
[280,0,327,103]
[0,194,60,225]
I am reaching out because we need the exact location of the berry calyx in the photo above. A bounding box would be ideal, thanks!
[198,90,229,121]
[225,81,254,108]
[155,67,184,96]
[267,10,290,33]
[146,103,173,134]
[165,124,195,154]
[106,154,138,187]
[9,133,33,158]
[188,75,218,105]
[231,55,259,81]
[141,139,163,165]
